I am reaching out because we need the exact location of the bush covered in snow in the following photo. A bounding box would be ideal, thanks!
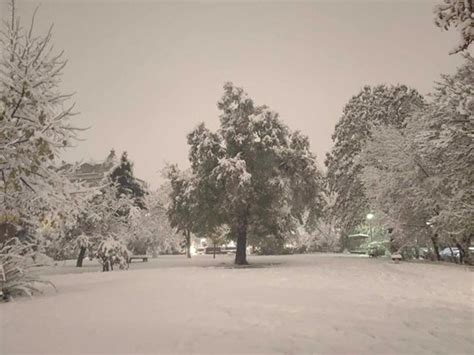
[96,239,130,272]
[0,238,55,301]
[367,241,387,258]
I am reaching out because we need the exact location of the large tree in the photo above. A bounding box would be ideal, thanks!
[169,83,325,265]
[0,1,90,295]
[325,85,425,243]
[418,55,474,263]
[360,124,442,259]
[360,55,474,264]
[0,1,85,239]
[434,0,473,54]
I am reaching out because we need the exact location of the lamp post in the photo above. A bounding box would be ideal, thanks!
[366,213,374,243]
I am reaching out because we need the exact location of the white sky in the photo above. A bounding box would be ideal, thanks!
[1,0,468,187]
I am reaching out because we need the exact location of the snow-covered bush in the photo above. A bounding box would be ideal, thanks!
[73,181,136,264]
[367,241,387,258]
[127,237,148,255]
[96,239,130,272]
[295,192,341,253]
[0,238,55,301]
[251,235,288,255]
[43,236,77,261]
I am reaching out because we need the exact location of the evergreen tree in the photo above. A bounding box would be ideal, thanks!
[109,152,146,209]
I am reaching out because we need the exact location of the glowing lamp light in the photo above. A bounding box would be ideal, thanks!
[366,213,375,220]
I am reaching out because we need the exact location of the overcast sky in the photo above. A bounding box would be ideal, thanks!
[1,0,467,188]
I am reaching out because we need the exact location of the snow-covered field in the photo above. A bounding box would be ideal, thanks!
[1,254,473,354]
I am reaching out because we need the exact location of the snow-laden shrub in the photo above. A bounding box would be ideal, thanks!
[32,252,54,266]
[44,237,77,261]
[96,239,130,272]
[127,236,148,255]
[367,241,387,258]
[0,238,55,301]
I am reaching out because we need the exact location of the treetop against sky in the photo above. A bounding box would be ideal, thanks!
[1,0,466,187]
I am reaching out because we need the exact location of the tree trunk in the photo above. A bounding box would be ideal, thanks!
[213,240,216,259]
[185,231,191,259]
[76,246,87,267]
[102,258,109,272]
[457,233,472,265]
[450,246,459,264]
[235,214,248,265]
[430,234,441,261]
[464,234,472,265]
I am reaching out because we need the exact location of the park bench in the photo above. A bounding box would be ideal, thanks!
[391,253,402,263]
[205,246,222,255]
[128,255,150,263]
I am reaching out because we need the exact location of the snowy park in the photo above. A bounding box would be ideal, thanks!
[1,0,474,354]
[2,254,473,354]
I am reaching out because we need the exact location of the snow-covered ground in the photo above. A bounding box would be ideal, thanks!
[1,254,473,354]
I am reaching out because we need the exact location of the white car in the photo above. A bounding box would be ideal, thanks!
[439,247,474,262]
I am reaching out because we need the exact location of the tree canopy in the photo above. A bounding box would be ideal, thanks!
[434,0,473,54]
[167,83,325,264]
[0,2,86,238]
[325,85,425,240]
[360,55,474,263]
[109,151,147,209]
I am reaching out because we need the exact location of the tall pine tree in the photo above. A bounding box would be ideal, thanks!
[109,152,146,209]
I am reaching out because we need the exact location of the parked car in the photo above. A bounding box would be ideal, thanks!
[205,246,222,255]
[440,247,460,262]
[439,247,474,262]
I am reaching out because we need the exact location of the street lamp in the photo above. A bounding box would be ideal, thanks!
[366,213,374,242]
